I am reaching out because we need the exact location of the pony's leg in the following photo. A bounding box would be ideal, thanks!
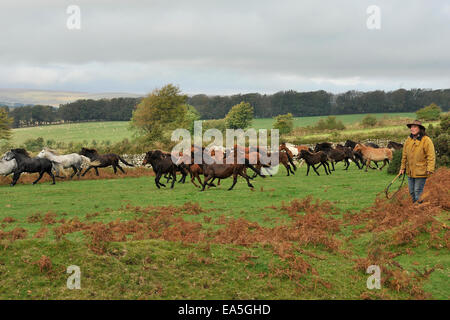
[70,166,78,179]
[196,174,203,187]
[285,164,290,176]
[82,166,92,176]
[201,175,212,191]
[228,172,239,191]
[289,165,295,175]
[32,171,45,185]
[155,172,164,188]
[344,159,350,170]
[157,172,166,187]
[207,177,217,188]
[11,171,21,186]
[322,162,329,175]
[365,160,370,172]
[312,164,320,176]
[47,170,56,185]
[331,161,335,171]
[379,159,388,170]
[117,164,125,174]
[112,165,118,174]
[238,171,254,189]
[170,170,176,188]
[306,164,310,176]
[94,167,100,176]
[190,175,199,188]
[76,165,82,178]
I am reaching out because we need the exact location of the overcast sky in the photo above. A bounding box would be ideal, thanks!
[0,0,449,95]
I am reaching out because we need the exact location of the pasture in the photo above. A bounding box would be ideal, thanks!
[11,112,416,145]
[0,163,448,300]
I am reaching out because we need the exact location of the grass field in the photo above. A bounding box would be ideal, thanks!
[10,112,416,146]
[0,163,448,299]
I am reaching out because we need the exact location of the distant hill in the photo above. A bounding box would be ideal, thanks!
[0,88,141,107]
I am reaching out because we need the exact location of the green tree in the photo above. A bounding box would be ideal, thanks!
[130,84,188,142]
[184,104,201,135]
[416,103,442,121]
[273,113,294,134]
[225,102,254,129]
[361,114,377,127]
[0,108,12,140]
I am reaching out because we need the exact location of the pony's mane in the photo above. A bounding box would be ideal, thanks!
[318,142,333,148]
[82,148,98,154]
[12,148,30,157]
[43,147,60,155]
[301,149,314,155]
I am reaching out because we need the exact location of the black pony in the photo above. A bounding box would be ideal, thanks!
[4,149,56,186]
[142,150,178,189]
[80,148,134,176]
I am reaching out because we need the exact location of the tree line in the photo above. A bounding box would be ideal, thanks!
[3,88,449,128]
[189,88,450,119]
[6,97,141,128]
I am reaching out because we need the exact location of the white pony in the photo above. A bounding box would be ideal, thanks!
[282,142,307,167]
[37,148,96,179]
[0,155,17,176]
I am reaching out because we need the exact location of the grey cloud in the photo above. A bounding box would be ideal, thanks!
[0,0,448,94]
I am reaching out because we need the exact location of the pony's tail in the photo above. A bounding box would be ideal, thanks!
[51,161,65,177]
[118,156,134,167]
[285,151,297,171]
[80,155,101,167]
[244,159,266,178]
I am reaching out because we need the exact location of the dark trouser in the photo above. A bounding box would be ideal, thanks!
[407,177,427,203]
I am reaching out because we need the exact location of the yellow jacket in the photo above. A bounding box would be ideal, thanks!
[400,135,435,178]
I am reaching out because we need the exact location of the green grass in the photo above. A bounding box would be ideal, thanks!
[0,164,448,299]
[11,112,416,146]
[11,122,135,145]
[251,112,416,130]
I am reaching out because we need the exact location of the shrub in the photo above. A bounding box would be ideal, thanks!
[416,103,442,121]
[428,114,449,167]
[387,149,403,175]
[23,137,44,152]
[314,116,345,131]
[361,114,377,127]
[273,113,294,135]
[202,118,227,134]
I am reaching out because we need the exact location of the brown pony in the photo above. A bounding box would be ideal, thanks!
[200,152,265,191]
[353,144,393,172]
[80,148,134,176]
[176,148,222,188]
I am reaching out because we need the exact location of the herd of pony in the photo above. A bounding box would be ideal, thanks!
[0,139,403,190]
